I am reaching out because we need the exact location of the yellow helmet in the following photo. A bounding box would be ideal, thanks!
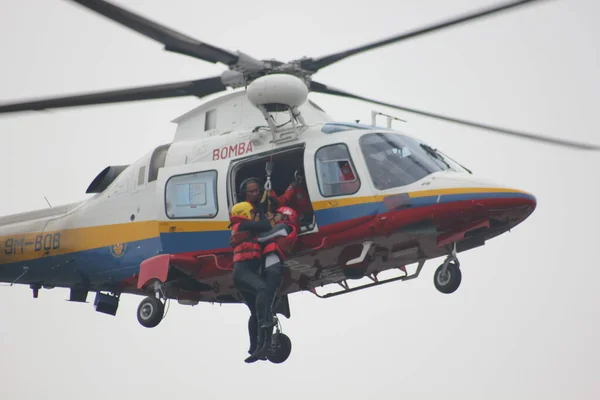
[230,201,254,220]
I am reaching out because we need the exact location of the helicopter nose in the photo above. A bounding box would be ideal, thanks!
[426,174,537,231]
[379,172,537,237]
[424,172,537,219]
[473,186,537,227]
[453,173,536,213]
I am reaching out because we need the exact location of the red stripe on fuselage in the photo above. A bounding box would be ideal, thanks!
[119,194,536,296]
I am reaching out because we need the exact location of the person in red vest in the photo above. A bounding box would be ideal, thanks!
[275,168,314,226]
[246,206,300,361]
[229,201,274,363]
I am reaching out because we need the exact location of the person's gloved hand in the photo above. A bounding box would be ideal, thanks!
[291,176,303,188]
[292,170,304,187]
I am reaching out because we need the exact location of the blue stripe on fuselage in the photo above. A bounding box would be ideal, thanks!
[0,190,534,288]
[159,230,231,254]
[409,191,536,206]
[0,236,162,288]
[314,202,381,226]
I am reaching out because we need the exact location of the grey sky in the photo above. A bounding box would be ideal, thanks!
[0,0,599,399]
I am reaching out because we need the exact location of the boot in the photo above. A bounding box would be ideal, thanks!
[251,326,273,360]
[247,315,258,355]
[244,328,265,363]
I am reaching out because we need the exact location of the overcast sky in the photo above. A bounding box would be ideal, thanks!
[0,0,599,399]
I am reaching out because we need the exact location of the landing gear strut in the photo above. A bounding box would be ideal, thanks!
[137,280,166,328]
[434,244,462,294]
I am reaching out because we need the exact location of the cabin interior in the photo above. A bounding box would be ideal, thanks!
[231,146,316,232]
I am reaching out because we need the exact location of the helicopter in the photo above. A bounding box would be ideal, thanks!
[1,0,599,365]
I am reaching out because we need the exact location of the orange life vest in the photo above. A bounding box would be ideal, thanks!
[263,221,299,261]
[231,221,262,263]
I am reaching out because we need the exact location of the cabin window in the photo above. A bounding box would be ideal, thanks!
[315,144,360,197]
[165,170,218,219]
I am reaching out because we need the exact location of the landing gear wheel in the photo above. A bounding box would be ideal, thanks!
[267,333,292,364]
[137,296,165,328]
[434,261,462,294]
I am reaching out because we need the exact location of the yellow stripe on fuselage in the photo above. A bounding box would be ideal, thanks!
[0,219,234,264]
[408,187,526,198]
[0,221,160,264]
[311,187,529,211]
[312,196,383,211]
[157,220,230,233]
[0,187,528,264]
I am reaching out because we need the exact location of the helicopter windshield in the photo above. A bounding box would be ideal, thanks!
[359,132,468,190]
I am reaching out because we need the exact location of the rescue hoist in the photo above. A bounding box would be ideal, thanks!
[261,160,276,219]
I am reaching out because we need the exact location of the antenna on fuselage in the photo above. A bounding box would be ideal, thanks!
[371,111,407,128]
[44,196,52,208]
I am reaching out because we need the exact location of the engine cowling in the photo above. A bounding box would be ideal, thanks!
[85,165,129,193]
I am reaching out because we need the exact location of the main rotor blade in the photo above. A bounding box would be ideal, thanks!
[0,76,226,114]
[302,0,545,72]
[69,0,239,65]
[310,81,600,151]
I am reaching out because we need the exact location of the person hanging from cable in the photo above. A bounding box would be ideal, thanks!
[230,162,305,362]
[245,205,300,362]
[228,201,274,363]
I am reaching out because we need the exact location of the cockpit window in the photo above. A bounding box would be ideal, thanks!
[360,132,446,190]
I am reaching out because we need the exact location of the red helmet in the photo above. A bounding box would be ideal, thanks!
[276,206,299,228]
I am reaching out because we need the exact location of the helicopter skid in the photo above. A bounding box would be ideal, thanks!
[310,260,425,299]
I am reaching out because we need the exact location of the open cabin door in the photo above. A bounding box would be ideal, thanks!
[227,145,320,236]
[155,158,232,256]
